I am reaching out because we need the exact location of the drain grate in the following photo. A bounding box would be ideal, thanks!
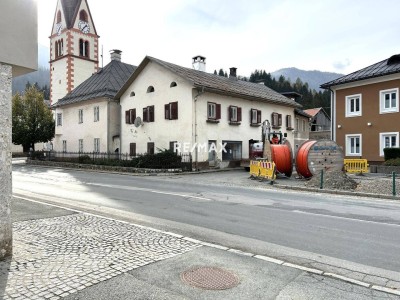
[181,266,240,290]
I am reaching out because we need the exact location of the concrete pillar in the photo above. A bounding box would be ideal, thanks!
[0,62,12,260]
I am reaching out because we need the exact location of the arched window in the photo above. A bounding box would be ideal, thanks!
[170,82,177,87]
[79,10,88,22]
[130,91,135,97]
[57,11,62,23]
[55,41,59,58]
[147,86,155,93]
[55,40,63,58]
[79,39,89,57]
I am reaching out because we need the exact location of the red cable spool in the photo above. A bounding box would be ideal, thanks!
[270,142,293,177]
[295,139,344,178]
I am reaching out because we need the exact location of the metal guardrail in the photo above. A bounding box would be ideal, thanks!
[28,151,192,171]
[344,159,369,173]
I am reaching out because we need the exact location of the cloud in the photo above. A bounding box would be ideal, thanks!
[333,59,351,71]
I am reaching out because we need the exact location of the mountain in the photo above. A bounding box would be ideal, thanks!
[271,67,343,91]
[12,44,50,95]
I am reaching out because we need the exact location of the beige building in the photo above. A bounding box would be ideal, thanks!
[117,56,301,169]
[52,51,136,153]
[322,54,400,163]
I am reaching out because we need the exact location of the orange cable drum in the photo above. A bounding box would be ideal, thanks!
[295,140,316,178]
[295,139,344,178]
[270,143,293,177]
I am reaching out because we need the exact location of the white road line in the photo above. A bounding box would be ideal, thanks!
[85,182,213,201]
[291,209,400,227]
[13,195,400,297]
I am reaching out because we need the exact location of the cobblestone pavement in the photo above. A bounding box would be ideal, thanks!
[0,214,201,300]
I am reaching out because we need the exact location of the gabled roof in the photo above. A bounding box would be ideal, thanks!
[116,56,301,108]
[303,107,330,121]
[321,54,400,89]
[303,107,322,117]
[53,60,136,108]
[295,108,311,118]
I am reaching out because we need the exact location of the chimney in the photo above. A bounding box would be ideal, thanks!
[110,49,122,62]
[229,67,237,79]
[192,55,206,72]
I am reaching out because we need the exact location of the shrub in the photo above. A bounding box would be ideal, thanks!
[384,158,400,166]
[383,148,400,161]
[79,155,92,164]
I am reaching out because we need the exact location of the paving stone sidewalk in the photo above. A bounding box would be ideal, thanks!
[0,210,200,300]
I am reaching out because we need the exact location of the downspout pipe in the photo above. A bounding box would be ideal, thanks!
[327,87,335,141]
[194,87,205,170]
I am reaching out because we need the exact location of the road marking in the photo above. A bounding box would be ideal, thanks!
[13,194,400,297]
[85,182,213,202]
[291,209,400,227]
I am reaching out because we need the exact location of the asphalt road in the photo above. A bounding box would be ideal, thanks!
[12,164,400,274]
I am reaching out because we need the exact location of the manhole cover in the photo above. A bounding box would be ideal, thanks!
[181,266,240,290]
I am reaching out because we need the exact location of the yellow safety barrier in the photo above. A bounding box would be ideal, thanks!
[344,159,369,173]
[259,160,276,181]
[249,160,260,177]
[249,159,276,181]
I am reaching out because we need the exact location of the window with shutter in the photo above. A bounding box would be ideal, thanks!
[125,110,131,124]
[130,109,136,123]
[216,104,221,120]
[165,104,170,119]
[208,102,216,119]
[129,143,136,156]
[286,115,293,129]
[237,107,242,122]
[147,142,155,155]
[257,110,261,124]
[171,102,178,120]
[271,112,282,128]
[149,105,155,122]
[143,107,148,122]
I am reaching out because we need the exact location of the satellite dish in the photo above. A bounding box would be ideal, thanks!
[134,117,143,128]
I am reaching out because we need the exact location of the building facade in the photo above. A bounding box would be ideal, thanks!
[52,51,136,153]
[117,56,301,169]
[321,54,400,163]
[303,107,331,140]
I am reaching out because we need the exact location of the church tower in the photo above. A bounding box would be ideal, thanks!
[50,0,99,105]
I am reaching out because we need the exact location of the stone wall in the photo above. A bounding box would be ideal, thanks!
[0,63,12,259]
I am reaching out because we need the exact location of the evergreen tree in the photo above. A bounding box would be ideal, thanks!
[214,70,217,75]
[218,69,225,76]
[12,86,55,152]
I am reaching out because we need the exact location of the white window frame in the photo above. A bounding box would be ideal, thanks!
[78,109,83,123]
[94,106,99,122]
[380,88,399,114]
[345,134,362,156]
[208,103,216,119]
[379,132,399,156]
[345,94,362,117]
[230,106,238,122]
[62,140,67,152]
[251,109,258,124]
[57,113,62,126]
[295,118,299,131]
[78,139,83,153]
[94,138,100,153]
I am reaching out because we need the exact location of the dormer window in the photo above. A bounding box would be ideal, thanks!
[79,10,88,22]
[57,11,62,23]
[170,82,177,88]
[147,86,155,93]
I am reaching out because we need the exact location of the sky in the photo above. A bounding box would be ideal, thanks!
[38,0,400,77]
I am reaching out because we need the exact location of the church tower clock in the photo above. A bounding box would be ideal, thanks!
[50,0,99,105]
